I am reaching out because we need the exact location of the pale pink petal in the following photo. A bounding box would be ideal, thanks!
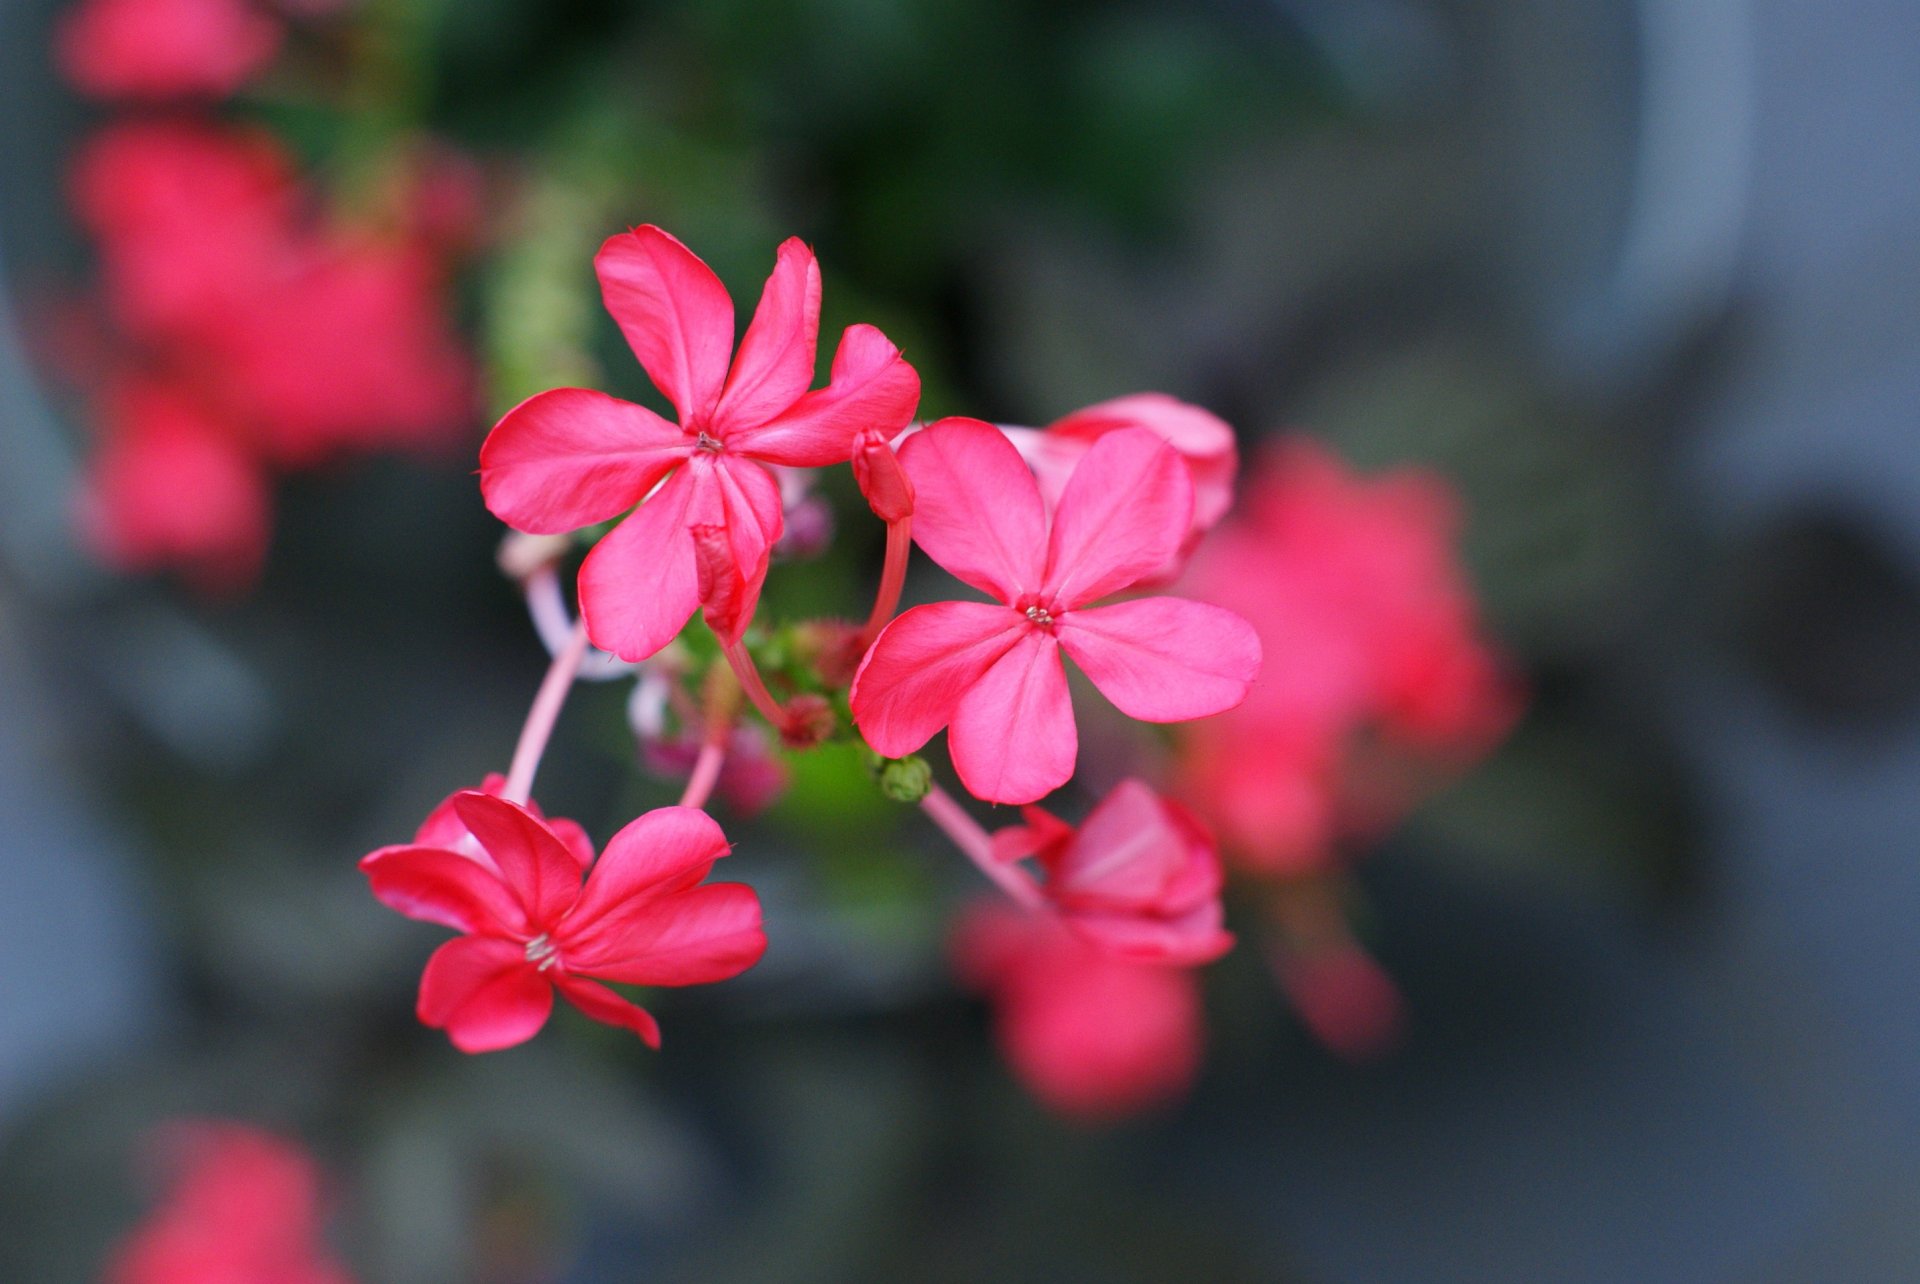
[1057,597,1260,722]
[577,467,700,662]
[1049,779,1181,902]
[451,792,585,927]
[1048,393,1238,530]
[417,936,553,1053]
[594,226,733,425]
[712,237,819,431]
[561,806,730,934]
[896,418,1046,601]
[731,324,920,466]
[563,882,767,985]
[480,387,689,534]
[850,601,1027,758]
[553,974,662,1048]
[359,844,526,937]
[948,630,1075,805]
[1042,427,1192,607]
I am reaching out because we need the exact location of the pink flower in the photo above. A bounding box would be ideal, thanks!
[58,0,282,101]
[480,227,920,660]
[1004,393,1237,571]
[992,779,1233,965]
[74,376,270,594]
[1274,942,1405,1061]
[952,903,1204,1121]
[1175,442,1518,871]
[104,1121,352,1284]
[851,418,1261,804]
[360,791,765,1052]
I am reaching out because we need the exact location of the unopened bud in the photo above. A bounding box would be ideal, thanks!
[877,754,931,803]
[778,693,836,749]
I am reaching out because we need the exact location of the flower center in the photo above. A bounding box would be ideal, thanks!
[524,934,560,971]
[694,430,723,453]
[1023,603,1055,628]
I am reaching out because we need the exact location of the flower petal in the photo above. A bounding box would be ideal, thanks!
[948,630,1075,805]
[850,600,1027,758]
[360,844,526,937]
[594,226,733,425]
[1047,779,1182,902]
[1056,597,1261,722]
[417,936,553,1053]
[562,806,731,937]
[691,455,783,644]
[1047,393,1238,531]
[480,388,689,534]
[577,467,700,662]
[565,881,767,985]
[896,418,1046,601]
[712,237,819,432]
[1042,427,1192,607]
[553,974,662,1048]
[451,792,585,927]
[731,324,920,467]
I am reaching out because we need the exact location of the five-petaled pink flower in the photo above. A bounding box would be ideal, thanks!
[479,226,920,660]
[993,778,1233,965]
[850,418,1262,804]
[361,791,765,1052]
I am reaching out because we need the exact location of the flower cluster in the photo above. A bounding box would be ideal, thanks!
[54,0,477,591]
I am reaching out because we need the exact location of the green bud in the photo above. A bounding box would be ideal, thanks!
[877,754,932,803]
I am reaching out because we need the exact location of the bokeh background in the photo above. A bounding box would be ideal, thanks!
[3,0,1919,1280]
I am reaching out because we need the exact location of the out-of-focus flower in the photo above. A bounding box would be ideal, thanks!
[852,419,1260,804]
[1003,393,1237,578]
[361,792,765,1052]
[480,227,920,660]
[993,778,1233,965]
[1177,441,1519,873]
[104,1120,353,1284]
[57,0,282,102]
[952,903,1204,1121]
[1273,940,1405,1062]
[68,120,297,343]
[74,377,269,594]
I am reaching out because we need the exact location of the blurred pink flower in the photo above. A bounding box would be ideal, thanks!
[993,778,1233,965]
[104,1121,352,1284]
[953,903,1204,1121]
[58,0,282,101]
[361,792,765,1051]
[852,419,1260,804]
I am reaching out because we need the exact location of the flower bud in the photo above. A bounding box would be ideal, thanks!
[877,753,931,803]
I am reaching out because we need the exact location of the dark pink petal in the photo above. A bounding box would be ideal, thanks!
[896,418,1046,602]
[594,226,734,425]
[712,237,820,432]
[1048,779,1181,902]
[564,882,767,985]
[416,936,554,1053]
[1064,905,1234,966]
[731,324,920,467]
[698,455,784,641]
[852,431,914,522]
[359,844,526,937]
[1057,597,1260,722]
[1042,427,1192,607]
[577,467,700,662]
[553,974,662,1048]
[547,818,597,871]
[850,601,1027,758]
[562,806,730,935]
[413,774,591,871]
[948,630,1075,805]
[452,792,585,928]
[480,388,689,534]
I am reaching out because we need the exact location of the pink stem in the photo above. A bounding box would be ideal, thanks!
[501,616,590,806]
[678,740,728,810]
[859,516,913,647]
[920,784,1045,910]
[719,636,791,732]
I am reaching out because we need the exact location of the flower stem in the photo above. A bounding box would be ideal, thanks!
[859,516,912,648]
[920,784,1045,910]
[678,740,728,810]
[719,635,791,731]
[502,616,590,806]
[525,567,634,681]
